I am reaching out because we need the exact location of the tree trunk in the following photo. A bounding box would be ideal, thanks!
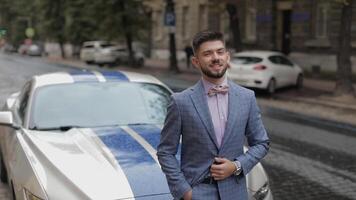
[226,3,242,52]
[118,0,134,66]
[335,0,355,97]
[125,31,134,66]
[59,40,65,58]
[169,31,179,72]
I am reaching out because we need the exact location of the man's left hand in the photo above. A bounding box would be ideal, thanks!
[210,157,236,180]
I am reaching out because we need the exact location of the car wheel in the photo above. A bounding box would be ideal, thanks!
[267,79,276,95]
[0,156,8,183]
[296,74,303,89]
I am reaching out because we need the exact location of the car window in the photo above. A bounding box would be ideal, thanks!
[114,48,127,52]
[29,82,171,129]
[279,56,294,66]
[231,56,263,64]
[83,44,94,48]
[268,55,293,66]
[100,43,115,48]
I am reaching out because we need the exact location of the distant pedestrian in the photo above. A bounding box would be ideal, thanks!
[184,45,193,68]
[157,30,270,200]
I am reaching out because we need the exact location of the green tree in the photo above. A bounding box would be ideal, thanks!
[92,0,150,66]
[65,0,98,57]
[0,0,36,46]
[37,0,66,58]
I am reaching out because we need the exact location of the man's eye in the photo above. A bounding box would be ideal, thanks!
[217,50,226,54]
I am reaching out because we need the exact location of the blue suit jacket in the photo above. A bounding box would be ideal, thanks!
[157,79,270,200]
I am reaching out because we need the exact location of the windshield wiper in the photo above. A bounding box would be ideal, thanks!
[32,125,84,131]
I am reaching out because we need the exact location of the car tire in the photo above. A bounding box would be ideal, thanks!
[296,74,303,89]
[0,156,8,183]
[267,79,276,95]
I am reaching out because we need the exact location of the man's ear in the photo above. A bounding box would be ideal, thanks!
[191,56,200,69]
[226,50,230,63]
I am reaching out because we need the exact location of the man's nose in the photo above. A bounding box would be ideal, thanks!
[211,51,219,59]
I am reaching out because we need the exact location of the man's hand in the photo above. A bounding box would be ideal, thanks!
[183,189,192,200]
[210,157,236,180]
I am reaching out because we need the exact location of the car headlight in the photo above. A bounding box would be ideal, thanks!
[253,182,270,200]
[24,188,44,200]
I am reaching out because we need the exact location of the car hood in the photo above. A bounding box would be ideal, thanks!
[24,124,171,200]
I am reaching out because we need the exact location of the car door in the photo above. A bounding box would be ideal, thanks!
[2,82,31,171]
[278,56,300,86]
[268,55,294,87]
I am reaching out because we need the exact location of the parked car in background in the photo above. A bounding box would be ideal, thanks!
[228,51,303,94]
[80,41,145,67]
[18,43,43,56]
[27,44,43,56]
[0,70,272,200]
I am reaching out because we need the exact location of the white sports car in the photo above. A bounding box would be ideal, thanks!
[228,51,303,94]
[0,70,272,200]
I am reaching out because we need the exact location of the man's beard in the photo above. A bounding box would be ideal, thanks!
[201,61,228,79]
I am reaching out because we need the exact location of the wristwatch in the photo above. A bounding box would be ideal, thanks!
[233,161,242,176]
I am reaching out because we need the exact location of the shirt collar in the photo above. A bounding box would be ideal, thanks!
[202,77,228,95]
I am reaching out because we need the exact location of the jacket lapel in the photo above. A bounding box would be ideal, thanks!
[220,81,242,150]
[190,80,219,148]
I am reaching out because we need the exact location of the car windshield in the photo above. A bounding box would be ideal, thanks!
[100,43,115,48]
[231,56,263,64]
[29,82,171,130]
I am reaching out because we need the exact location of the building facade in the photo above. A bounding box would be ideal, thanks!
[144,0,356,73]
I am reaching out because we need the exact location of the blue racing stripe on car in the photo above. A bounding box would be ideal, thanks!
[129,124,181,161]
[69,70,98,82]
[92,127,170,197]
[100,71,129,81]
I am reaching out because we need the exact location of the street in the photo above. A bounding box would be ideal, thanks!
[0,53,356,200]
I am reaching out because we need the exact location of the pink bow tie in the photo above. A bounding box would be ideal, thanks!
[207,85,229,96]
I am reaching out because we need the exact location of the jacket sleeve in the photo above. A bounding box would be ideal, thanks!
[235,92,270,176]
[157,95,191,199]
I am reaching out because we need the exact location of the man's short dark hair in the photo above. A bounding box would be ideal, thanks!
[191,30,225,55]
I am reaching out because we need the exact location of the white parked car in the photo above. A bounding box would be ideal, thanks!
[80,41,145,67]
[228,51,303,94]
[0,70,272,200]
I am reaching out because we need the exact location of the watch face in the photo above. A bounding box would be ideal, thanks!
[234,166,241,176]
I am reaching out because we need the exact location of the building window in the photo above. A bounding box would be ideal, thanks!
[154,10,163,40]
[245,0,257,41]
[316,4,328,38]
[181,6,189,39]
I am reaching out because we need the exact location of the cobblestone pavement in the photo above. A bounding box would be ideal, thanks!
[0,183,10,200]
[262,107,356,200]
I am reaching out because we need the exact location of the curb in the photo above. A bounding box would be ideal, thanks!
[274,94,356,112]
[263,106,356,137]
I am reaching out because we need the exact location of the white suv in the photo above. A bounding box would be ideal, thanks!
[80,41,145,67]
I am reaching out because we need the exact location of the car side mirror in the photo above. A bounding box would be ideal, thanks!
[0,111,20,130]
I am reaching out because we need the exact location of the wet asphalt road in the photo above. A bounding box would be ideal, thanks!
[0,53,355,200]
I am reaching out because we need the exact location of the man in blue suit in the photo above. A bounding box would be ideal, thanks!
[157,30,270,200]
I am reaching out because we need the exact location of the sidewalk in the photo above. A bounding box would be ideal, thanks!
[47,57,356,127]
